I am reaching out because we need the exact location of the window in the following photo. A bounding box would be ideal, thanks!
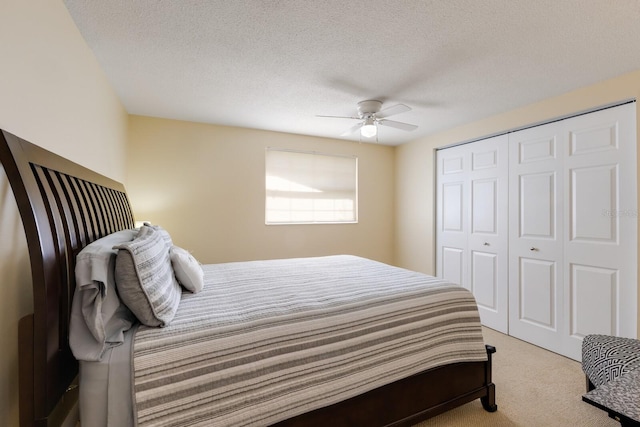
[265,148,358,224]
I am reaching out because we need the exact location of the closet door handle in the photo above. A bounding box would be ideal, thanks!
[530,247,539,252]
[483,242,490,246]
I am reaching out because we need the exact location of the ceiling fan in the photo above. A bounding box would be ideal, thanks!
[317,100,418,139]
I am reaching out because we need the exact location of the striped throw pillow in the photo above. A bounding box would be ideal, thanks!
[114,225,182,327]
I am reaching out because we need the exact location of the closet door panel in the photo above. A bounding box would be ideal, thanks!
[471,250,498,312]
[570,165,617,242]
[519,172,556,239]
[442,247,465,287]
[442,182,464,232]
[570,264,618,337]
[436,146,469,290]
[519,257,557,329]
[563,103,637,359]
[509,123,565,354]
[436,136,508,333]
[472,178,497,234]
[468,135,509,333]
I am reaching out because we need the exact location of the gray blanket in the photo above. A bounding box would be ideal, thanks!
[132,255,487,426]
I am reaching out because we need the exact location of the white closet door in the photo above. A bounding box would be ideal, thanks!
[436,136,508,333]
[508,103,637,360]
[467,135,509,333]
[508,122,566,354]
[438,102,636,360]
[562,103,637,359]
[436,145,469,290]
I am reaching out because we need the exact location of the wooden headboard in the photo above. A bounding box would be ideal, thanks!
[0,130,135,427]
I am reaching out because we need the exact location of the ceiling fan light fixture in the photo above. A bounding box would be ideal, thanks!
[361,118,377,138]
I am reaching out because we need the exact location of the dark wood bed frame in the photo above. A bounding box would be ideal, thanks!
[0,129,497,427]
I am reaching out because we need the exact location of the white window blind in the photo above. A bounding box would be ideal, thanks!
[265,148,358,224]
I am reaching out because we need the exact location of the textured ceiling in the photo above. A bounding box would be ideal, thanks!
[64,0,640,145]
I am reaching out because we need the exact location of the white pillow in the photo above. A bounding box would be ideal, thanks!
[170,246,204,293]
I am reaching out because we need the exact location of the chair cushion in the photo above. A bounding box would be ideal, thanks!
[582,334,640,388]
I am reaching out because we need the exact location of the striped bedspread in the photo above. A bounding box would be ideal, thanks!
[132,255,487,426]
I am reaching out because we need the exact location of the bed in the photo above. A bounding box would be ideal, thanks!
[0,129,497,427]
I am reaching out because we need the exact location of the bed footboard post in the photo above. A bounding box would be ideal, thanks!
[481,345,497,412]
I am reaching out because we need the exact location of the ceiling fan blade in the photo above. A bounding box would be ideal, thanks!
[376,103,411,119]
[340,122,364,136]
[316,115,360,120]
[378,119,418,132]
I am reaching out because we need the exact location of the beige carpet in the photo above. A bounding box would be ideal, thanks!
[415,327,618,427]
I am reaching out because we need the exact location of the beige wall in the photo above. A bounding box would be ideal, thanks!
[127,116,395,265]
[395,69,640,335]
[0,1,128,425]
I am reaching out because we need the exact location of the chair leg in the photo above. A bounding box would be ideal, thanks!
[586,376,595,392]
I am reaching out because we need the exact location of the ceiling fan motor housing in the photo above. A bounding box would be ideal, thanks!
[357,100,383,117]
